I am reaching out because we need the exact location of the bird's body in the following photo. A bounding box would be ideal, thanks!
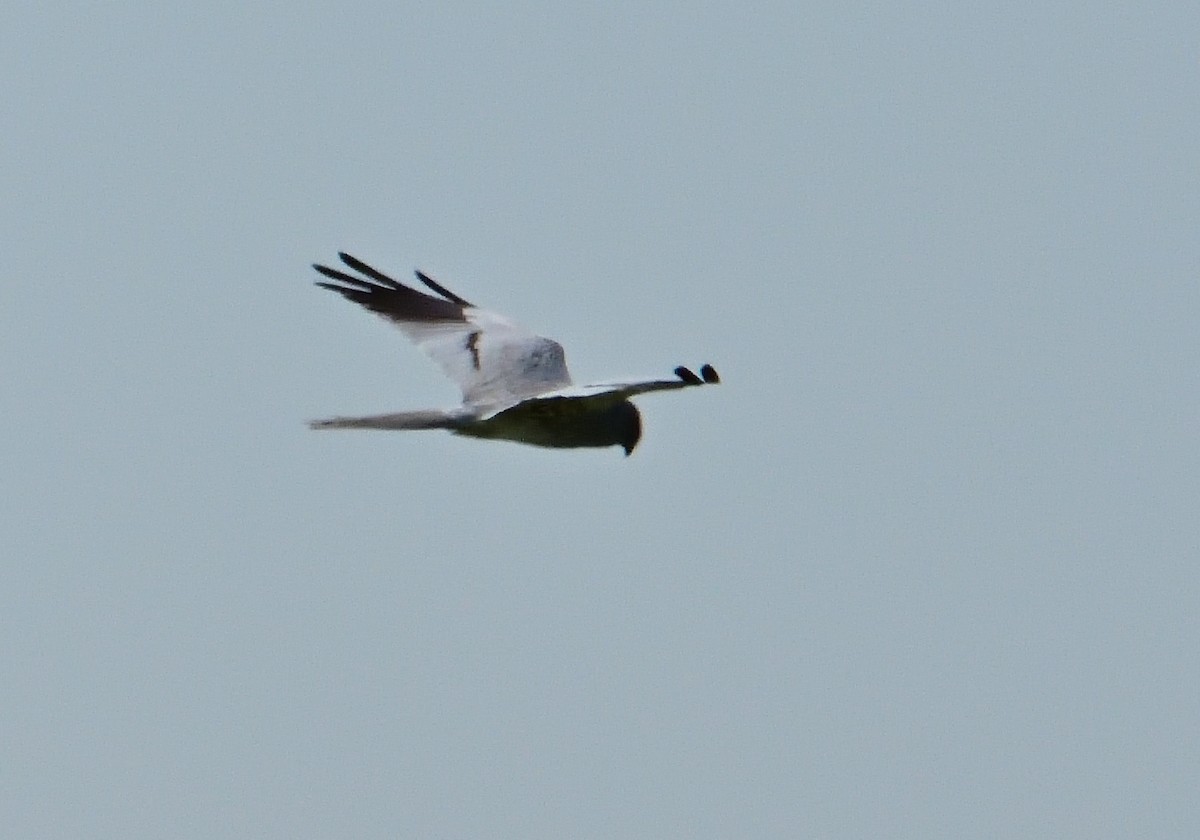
[453,394,642,451]
[310,253,718,455]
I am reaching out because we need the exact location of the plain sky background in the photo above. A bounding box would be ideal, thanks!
[3,3,1197,838]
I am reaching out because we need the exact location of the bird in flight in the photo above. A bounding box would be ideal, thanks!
[310,252,719,455]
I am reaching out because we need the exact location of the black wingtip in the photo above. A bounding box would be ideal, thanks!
[312,264,334,284]
[334,252,405,290]
[313,255,469,322]
[675,366,703,385]
[414,270,473,307]
[700,364,720,384]
[336,251,365,272]
[337,251,370,272]
[312,261,377,291]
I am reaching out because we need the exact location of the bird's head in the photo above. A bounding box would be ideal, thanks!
[612,401,642,457]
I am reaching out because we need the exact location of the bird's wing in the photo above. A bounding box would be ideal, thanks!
[309,407,477,431]
[314,252,572,407]
[479,364,719,418]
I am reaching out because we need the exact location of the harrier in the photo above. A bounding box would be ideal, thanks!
[310,253,719,455]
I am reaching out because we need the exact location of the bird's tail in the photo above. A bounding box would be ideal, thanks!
[308,409,471,431]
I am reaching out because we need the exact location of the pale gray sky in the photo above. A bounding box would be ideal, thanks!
[3,3,1197,838]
